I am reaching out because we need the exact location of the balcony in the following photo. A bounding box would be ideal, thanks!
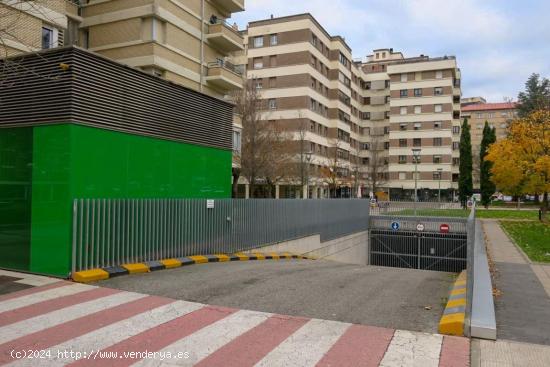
[205,59,243,91]
[207,21,244,52]
[211,0,245,13]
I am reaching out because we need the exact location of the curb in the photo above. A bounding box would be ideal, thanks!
[439,270,467,336]
[72,252,313,283]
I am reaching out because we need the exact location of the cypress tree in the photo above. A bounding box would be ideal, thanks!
[458,118,473,207]
[480,122,496,208]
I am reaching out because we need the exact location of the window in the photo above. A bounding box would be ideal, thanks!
[398,155,407,164]
[400,123,407,131]
[270,34,278,45]
[400,73,408,82]
[384,126,390,134]
[400,107,407,115]
[42,27,55,49]
[414,88,422,97]
[312,34,318,46]
[269,77,276,88]
[414,122,421,130]
[433,137,442,146]
[433,171,442,180]
[476,112,483,119]
[434,121,442,129]
[339,52,349,67]
[413,138,421,147]
[268,98,277,109]
[384,142,390,149]
[487,112,495,118]
[270,55,277,67]
[385,95,391,103]
[233,130,241,152]
[435,70,443,79]
[434,87,443,95]
[338,72,351,87]
[362,112,371,120]
[399,172,406,180]
[452,126,460,134]
[433,155,441,164]
[399,139,407,147]
[453,157,460,166]
[400,89,408,97]
[253,36,264,48]
[453,142,459,150]
[253,57,263,69]
[501,112,508,117]
[414,106,421,114]
[364,81,371,90]
[434,104,443,113]
[255,80,263,89]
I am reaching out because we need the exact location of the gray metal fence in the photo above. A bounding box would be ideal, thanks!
[72,198,369,273]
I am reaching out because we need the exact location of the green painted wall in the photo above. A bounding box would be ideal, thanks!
[14,124,231,276]
[0,128,33,271]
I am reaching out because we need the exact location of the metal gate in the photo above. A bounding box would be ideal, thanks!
[369,229,467,272]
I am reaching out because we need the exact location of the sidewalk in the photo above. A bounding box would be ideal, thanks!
[478,219,550,365]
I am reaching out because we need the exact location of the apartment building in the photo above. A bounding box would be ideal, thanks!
[0,0,80,57]
[239,15,462,200]
[461,100,517,189]
[241,14,364,198]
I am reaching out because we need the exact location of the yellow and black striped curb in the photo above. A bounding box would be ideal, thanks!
[438,270,467,336]
[72,252,314,283]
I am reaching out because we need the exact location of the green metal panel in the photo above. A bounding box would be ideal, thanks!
[0,128,33,271]
[28,124,231,276]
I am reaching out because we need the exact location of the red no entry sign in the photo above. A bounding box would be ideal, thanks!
[440,224,450,233]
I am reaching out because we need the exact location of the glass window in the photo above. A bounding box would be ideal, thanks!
[434,121,442,129]
[414,106,421,114]
[414,122,422,130]
[399,172,406,180]
[232,130,241,152]
[434,87,443,95]
[433,155,441,164]
[413,138,421,147]
[400,107,407,115]
[268,98,277,109]
[253,36,264,48]
[270,34,278,45]
[400,73,407,82]
[452,126,460,134]
[398,155,407,164]
[399,139,407,147]
[400,89,408,97]
[42,27,54,49]
[253,57,263,69]
[435,104,443,113]
[433,137,442,146]
[435,70,443,79]
[400,123,407,131]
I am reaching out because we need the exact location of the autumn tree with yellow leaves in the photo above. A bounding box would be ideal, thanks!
[486,110,550,221]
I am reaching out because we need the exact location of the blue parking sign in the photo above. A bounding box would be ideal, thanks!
[391,221,400,231]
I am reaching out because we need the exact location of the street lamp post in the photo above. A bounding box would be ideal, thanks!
[437,168,443,203]
[412,149,421,216]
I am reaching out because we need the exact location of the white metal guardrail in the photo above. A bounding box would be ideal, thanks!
[71,198,370,273]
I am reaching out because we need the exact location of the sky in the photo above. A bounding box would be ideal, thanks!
[229,0,550,102]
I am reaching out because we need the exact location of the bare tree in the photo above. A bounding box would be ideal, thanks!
[232,79,292,198]
[366,134,388,197]
[320,137,342,198]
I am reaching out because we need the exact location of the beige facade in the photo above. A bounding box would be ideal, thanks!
[461,101,517,188]
[0,0,80,58]
[239,16,462,200]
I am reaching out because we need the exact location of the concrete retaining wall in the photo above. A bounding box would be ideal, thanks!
[250,231,369,266]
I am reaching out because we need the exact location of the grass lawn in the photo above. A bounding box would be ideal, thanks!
[500,221,550,263]
[387,208,539,220]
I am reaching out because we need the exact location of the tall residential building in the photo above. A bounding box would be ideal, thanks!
[461,100,517,189]
[240,14,461,200]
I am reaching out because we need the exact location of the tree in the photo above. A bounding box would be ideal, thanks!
[479,121,496,208]
[487,110,550,221]
[458,118,473,207]
[366,135,387,198]
[233,79,290,198]
[517,73,550,117]
[320,138,342,198]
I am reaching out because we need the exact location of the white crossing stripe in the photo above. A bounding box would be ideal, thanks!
[255,319,351,367]
[135,309,273,366]
[0,283,95,313]
[0,270,59,287]
[0,292,146,344]
[9,300,204,367]
[379,329,443,367]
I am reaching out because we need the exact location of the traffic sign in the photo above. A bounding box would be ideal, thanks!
[391,221,400,231]
[467,200,473,209]
[440,224,450,233]
[416,223,425,232]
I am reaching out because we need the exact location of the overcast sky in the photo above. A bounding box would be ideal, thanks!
[229,0,550,102]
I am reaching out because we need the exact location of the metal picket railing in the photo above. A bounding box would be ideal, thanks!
[71,198,370,273]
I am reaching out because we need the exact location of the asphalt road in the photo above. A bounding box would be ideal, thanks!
[98,260,455,333]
